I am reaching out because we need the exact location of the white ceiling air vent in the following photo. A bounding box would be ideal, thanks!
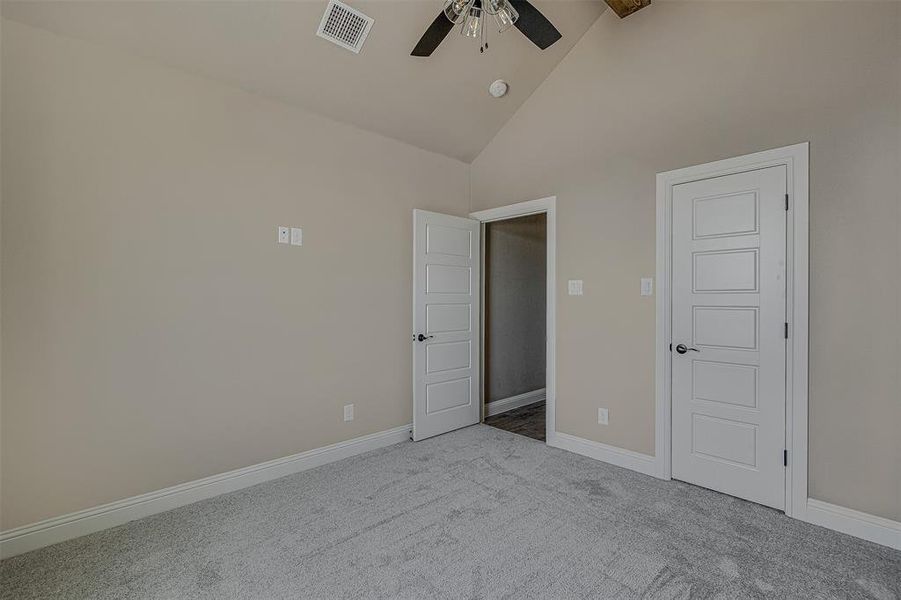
[316,0,374,54]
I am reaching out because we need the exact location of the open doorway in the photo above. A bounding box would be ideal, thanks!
[481,213,547,441]
[467,194,557,444]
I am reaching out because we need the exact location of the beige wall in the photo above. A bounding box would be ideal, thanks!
[2,1,899,533]
[471,2,901,520]
[0,20,469,530]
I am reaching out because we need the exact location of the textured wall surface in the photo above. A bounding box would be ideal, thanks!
[1,21,469,529]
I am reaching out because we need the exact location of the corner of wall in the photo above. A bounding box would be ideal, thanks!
[469,8,608,175]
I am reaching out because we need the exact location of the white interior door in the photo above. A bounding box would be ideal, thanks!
[671,166,787,509]
[413,210,480,441]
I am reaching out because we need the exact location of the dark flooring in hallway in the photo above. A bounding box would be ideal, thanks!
[484,401,546,442]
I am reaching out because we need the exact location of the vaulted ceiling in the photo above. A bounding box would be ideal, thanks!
[2,0,606,162]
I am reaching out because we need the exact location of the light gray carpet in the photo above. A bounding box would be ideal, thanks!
[2,425,898,599]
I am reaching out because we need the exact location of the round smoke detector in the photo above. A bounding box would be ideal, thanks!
[488,80,509,98]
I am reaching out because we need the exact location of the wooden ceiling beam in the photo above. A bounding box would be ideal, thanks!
[604,0,650,19]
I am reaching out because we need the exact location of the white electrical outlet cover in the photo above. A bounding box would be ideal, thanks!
[568,280,584,296]
[598,408,609,425]
[343,404,354,422]
[640,277,654,296]
[290,227,303,246]
[278,226,290,244]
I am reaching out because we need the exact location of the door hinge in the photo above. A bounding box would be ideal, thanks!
[784,323,789,339]
[783,449,788,467]
[785,193,789,211]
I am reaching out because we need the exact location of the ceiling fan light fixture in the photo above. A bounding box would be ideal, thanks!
[443,0,472,24]
[411,0,562,57]
[461,4,483,38]
[492,0,518,33]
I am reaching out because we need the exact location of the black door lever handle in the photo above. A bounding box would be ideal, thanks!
[416,333,434,342]
[675,344,700,354]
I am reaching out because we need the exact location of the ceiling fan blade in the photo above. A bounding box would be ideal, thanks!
[604,0,650,19]
[510,0,561,50]
[411,12,455,56]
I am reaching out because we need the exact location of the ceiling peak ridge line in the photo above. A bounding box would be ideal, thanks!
[468,6,608,166]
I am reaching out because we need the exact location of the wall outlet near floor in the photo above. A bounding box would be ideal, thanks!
[597,408,609,425]
[343,404,354,422]
[277,226,290,244]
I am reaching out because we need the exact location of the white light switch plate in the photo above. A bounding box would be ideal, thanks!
[343,404,354,422]
[277,226,290,244]
[598,408,609,425]
[568,280,584,296]
[640,277,654,296]
[290,227,303,246]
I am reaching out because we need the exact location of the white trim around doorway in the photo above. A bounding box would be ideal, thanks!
[655,143,809,518]
[470,196,557,444]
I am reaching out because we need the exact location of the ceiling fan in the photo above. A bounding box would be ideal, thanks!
[411,0,650,57]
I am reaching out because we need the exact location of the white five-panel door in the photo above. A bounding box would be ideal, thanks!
[412,210,481,441]
[671,166,787,509]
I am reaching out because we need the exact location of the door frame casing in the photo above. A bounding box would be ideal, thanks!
[655,143,809,518]
[470,196,557,444]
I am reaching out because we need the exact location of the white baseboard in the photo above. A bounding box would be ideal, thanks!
[485,388,545,417]
[550,434,900,551]
[804,498,901,550]
[548,431,657,478]
[0,424,412,560]
[5,425,896,561]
